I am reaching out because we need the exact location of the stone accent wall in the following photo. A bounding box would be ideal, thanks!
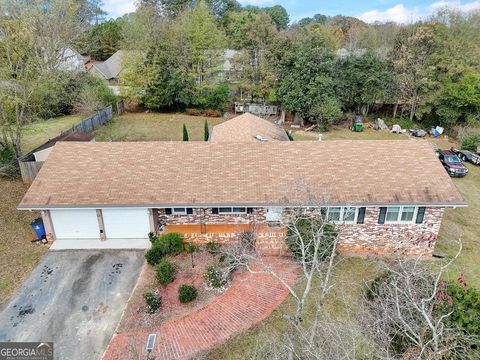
[158,208,266,225]
[338,207,444,257]
[157,207,444,257]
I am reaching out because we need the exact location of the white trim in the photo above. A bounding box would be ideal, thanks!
[384,206,418,224]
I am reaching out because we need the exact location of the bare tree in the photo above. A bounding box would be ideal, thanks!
[361,239,477,359]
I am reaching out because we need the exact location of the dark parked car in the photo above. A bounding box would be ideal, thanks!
[437,150,469,177]
[451,148,480,165]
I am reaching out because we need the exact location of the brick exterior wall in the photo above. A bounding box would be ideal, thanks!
[338,207,443,257]
[156,207,444,257]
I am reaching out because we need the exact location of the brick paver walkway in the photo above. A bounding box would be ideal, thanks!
[103,258,297,360]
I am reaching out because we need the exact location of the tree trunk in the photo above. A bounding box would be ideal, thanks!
[393,100,399,119]
[410,90,417,121]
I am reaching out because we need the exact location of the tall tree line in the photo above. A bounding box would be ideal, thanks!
[117,1,480,129]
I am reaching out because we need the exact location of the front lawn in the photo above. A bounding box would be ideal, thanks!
[21,114,83,153]
[94,113,227,142]
[0,178,47,304]
[437,163,480,288]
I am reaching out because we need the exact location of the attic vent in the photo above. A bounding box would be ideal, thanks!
[255,135,268,142]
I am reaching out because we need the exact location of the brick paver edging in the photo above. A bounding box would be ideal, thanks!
[102,258,298,360]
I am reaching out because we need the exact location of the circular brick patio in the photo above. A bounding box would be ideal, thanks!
[102,258,297,360]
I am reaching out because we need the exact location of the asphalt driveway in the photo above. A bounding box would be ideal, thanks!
[0,250,144,360]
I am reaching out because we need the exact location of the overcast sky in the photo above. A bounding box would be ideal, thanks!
[102,0,480,23]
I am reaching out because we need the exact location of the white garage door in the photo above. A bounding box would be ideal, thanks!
[50,209,99,239]
[102,208,150,239]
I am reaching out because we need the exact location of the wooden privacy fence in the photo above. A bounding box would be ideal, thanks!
[19,106,113,183]
[62,105,113,134]
[19,161,44,184]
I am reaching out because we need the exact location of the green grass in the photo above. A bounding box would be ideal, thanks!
[436,163,480,288]
[207,257,379,360]
[21,114,83,153]
[0,178,47,305]
[94,113,227,142]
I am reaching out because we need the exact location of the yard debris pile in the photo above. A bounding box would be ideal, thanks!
[374,118,388,131]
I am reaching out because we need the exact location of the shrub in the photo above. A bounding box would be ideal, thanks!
[186,108,200,116]
[144,290,162,314]
[159,233,184,254]
[285,218,337,262]
[441,281,480,337]
[183,123,189,141]
[204,265,227,289]
[145,232,184,265]
[148,232,157,243]
[145,243,165,266]
[461,133,480,152]
[204,108,222,118]
[178,284,198,303]
[155,259,176,287]
[205,240,219,254]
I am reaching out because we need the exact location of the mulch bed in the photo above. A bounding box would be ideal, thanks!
[118,249,226,332]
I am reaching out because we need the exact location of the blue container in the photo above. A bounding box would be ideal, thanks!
[31,218,46,240]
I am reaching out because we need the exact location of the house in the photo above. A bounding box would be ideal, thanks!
[88,50,125,83]
[57,47,85,72]
[209,113,289,142]
[18,139,465,256]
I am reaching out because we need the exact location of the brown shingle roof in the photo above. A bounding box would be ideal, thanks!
[209,113,289,142]
[18,140,465,209]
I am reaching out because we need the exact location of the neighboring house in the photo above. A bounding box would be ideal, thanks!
[209,113,289,142]
[57,47,85,72]
[18,138,465,256]
[88,50,125,83]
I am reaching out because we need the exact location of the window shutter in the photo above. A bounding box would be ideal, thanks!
[187,208,193,215]
[212,208,219,214]
[378,207,387,224]
[247,208,253,214]
[165,208,172,215]
[416,207,426,224]
[357,207,366,224]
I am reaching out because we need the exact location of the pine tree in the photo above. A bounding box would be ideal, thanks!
[204,120,209,141]
[183,123,189,141]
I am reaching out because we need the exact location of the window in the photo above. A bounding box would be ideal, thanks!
[173,208,186,215]
[401,206,415,222]
[384,206,417,223]
[343,207,356,222]
[327,207,357,223]
[327,207,341,222]
[217,207,247,214]
[385,207,400,222]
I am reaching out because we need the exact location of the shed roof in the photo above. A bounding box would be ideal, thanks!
[209,113,289,142]
[19,140,465,209]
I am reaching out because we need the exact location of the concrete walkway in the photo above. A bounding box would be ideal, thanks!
[103,258,297,360]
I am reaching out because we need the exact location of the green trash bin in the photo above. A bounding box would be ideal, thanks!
[352,116,364,132]
[352,122,364,132]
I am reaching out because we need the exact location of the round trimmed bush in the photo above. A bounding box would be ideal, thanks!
[145,232,184,265]
[178,284,198,303]
[145,243,164,266]
[204,265,227,289]
[155,259,176,287]
[144,290,162,314]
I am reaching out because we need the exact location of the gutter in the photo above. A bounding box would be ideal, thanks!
[18,201,468,211]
